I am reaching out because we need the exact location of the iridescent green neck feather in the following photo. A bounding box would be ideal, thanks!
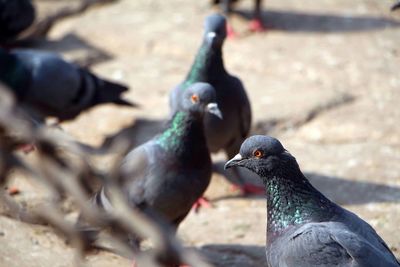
[182,41,225,90]
[157,111,187,151]
[156,111,206,158]
[264,170,338,244]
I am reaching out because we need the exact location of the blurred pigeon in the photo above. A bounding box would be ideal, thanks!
[212,0,265,37]
[0,48,135,122]
[170,14,260,195]
[225,135,400,267]
[94,83,221,244]
[0,0,35,43]
[392,0,400,11]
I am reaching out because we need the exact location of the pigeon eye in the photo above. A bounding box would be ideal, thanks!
[253,150,263,158]
[191,94,199,103]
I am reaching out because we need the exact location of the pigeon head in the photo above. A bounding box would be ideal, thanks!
[225,135,295,177]
[203,14,227,48]
[180,82,222,119]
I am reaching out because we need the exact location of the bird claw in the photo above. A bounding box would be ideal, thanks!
[231,184,265,195]
[7,186,20,195]
[248,18,266,32]
[17,143,35,154]
[226,23,237,39]
[191,197,212,213]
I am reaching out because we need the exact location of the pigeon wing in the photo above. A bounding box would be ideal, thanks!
[268,222,399,267]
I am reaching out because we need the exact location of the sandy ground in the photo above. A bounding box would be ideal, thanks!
[1,0,400,266]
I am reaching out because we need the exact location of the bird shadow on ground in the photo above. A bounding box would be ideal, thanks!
[235,9,400,33]
[10,33,113,67]
[212,160,400,206]
[101,117,167,150]
[198,244,268,267]
[305,172,400,205]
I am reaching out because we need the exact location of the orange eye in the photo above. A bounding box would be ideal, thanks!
[253,149,263,158]
[191,94,199,103]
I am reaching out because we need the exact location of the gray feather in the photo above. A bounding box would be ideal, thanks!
[226,135,400,267]
[1,48,133,121]
[170,14,252,158]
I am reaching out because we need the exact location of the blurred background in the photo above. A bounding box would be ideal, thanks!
[1,0,400,266]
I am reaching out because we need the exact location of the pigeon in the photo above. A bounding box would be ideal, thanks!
[212,0,265,37]
[92,83,222,247]
[0,48,135,122]
[170,14,260,195]
[0,0,36,43]
[225,135,400,267]
[392,1,400,11]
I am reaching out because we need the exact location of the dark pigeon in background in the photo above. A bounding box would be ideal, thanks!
[212,0,265,37]
[91,83,222,250]
[0,48,135,122]
[225,135,400,267]
[170,14,261,195]
[0,0,35,43]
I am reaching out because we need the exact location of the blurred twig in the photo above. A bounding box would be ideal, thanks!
[23,0,120,39]
[0,83,213,267]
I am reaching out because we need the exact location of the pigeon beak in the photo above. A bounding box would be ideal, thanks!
[224,154,243,169]
[206,103,223,119]
[206,32,217,44]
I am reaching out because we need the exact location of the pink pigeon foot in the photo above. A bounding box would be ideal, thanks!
[226,23,237,39]
[191,196,212,213]
[17,143,35,154]
[249,18,266,32]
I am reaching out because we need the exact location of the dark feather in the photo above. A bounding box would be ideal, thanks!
[226,135,400,267]
[0,48,135,121]
[0,0,35,42]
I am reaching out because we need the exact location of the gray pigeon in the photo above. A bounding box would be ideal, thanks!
[170,14,260,195]
[0,48,135,122]
[0,0,35,43]
[93,83,222,238]
[212,0,265,37]
[225,135,400,267]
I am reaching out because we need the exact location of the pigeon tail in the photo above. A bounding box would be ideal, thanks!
[81,69,137,108]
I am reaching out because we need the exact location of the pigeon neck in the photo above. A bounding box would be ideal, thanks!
[157,111,208,157]
[263,166,337,244]
[183,41,226,88]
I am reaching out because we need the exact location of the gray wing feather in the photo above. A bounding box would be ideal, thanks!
[268,222,399,267]
[96,141,156,211]
[12,50,83,109]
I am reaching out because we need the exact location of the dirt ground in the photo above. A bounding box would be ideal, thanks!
[1,0,400,266]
